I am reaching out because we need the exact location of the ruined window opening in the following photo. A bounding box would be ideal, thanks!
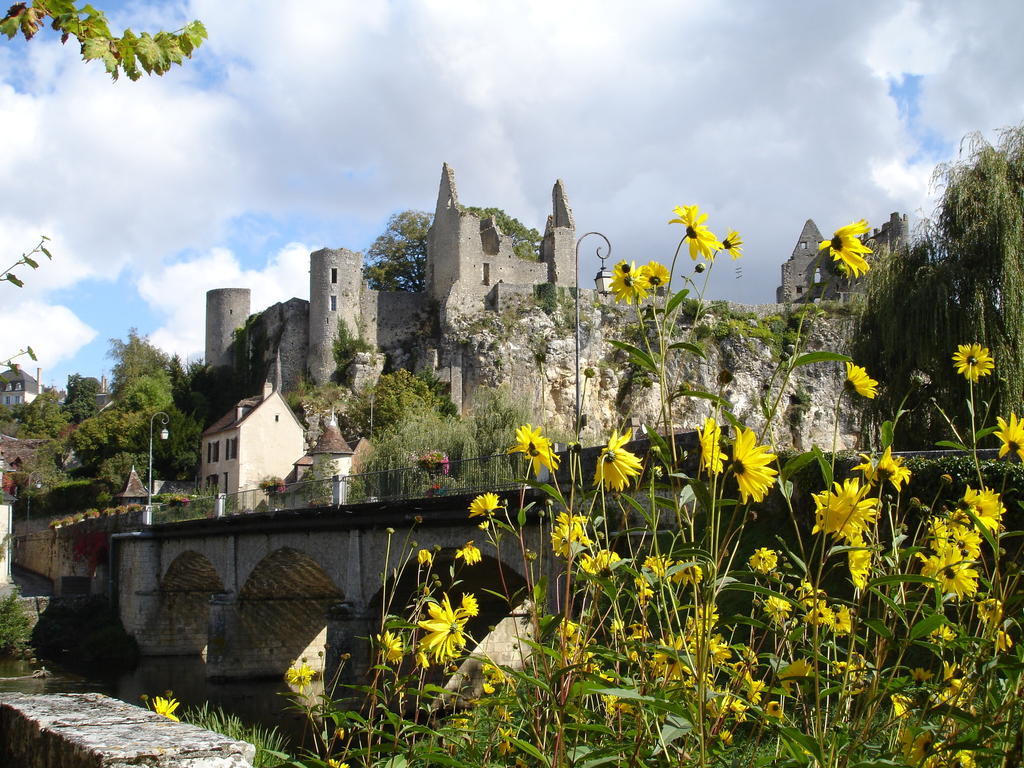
[801,242,807,249]
[814,268,822,283]
[796,286,804,295]
[483,263,491,286]
[275,414,280,422]
[330,295,337,311]
[331,268,337,284]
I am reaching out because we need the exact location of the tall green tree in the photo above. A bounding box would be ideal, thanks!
[63,373,100,423]
[363,210,430,292]
[14,390,68,439]
[857,125,1024,446]
[108,328,169,397]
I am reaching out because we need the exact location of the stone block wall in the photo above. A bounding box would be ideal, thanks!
[0,692,254,768]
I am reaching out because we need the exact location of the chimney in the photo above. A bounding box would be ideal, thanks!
[36,368,42,391]
[263,381,274,399]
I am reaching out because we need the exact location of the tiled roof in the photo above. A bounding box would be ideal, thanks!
[312,421,353,455]
[202,396,263,436]
[116,466,149,498]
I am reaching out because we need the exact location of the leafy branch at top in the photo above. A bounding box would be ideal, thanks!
[3,235,51,288]
[0,1,207,81]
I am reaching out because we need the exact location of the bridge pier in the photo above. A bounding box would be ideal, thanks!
[325,601,373,687]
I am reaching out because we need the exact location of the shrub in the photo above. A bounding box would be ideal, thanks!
[0,591,31,656]
[183,703,289,768]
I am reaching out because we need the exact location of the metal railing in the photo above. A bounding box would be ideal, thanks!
[148,453,526,525]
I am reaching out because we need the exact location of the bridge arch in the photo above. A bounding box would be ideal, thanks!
[155,550,225,657]
[233,546,344,678]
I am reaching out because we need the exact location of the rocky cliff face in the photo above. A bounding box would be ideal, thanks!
[441,293,865,451]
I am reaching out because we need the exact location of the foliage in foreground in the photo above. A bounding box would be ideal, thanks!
[0,590,32,656]
[184,702,290,768]
[280,206,1024,768]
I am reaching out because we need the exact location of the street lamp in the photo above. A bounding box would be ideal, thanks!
[575,232,614,436]
[23,472,42,521]
[146,411,170,524]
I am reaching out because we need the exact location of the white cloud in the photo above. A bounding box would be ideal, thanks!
[0,300,96,378]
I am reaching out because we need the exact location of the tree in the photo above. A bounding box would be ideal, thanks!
[363,210,430,292]
[0,2,206,81]
[464,206,541,261]
[13,390,69,439]
[108,328,169,397]
[857,125,1024,445]
[344,369,456,437]
[63,373,100,423]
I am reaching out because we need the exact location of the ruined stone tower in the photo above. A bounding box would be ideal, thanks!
[307,247,363,385]
[205,288,251,369]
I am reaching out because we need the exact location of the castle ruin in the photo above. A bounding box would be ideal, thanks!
[204,164,577,402]
[776,212,908,303]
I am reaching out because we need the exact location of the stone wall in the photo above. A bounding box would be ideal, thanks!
[205,288,251,369]
[14,510,145,596]
[0,692,254,768]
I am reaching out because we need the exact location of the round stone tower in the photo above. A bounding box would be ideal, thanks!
[308,248,363,385]
[205,288,251,368]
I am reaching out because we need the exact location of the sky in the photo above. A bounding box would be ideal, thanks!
[1,0,1023,391]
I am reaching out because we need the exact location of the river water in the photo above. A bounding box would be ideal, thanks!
[0,655,316,748]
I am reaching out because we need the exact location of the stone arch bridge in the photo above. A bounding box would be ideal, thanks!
[114,490,550,682]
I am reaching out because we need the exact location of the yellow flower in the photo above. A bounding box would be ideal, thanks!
[848,545,871,590]
[327,760,349,768]
[845,362,878,399]
[811,478,878,543]
[653,634,689,680]
[721,230,743,260]
[634,576,654,606]
[910,667,933,682]
[804,598,835,628]
[779,658,812,695]
[595,429,643,491]
[497,728,515,755]
[377,631,404,664]
[609,260,651,304]
[819,219,872,277]
[418,594,471,663]
[285,663,316,692]
[822,601,847,633]
[919,547,979,600]
[995,413,1024,461]
[997,629,1013,652]
[729,427,778,503]
[417,548,433,566]
[579,548,621,575]
[672,562,703,587]
[748,547,778,574]
[853,446,911,492]
[698,417,725,475]
[643,554,671,579]
[977,598,1003,629]
[765,700,783,718]
[509,424,559,477]
[415,649,430,668]
[718,729,734,746]
[460,593,480,617]
[961,485,1005,532]
[952,343,994,383]
[764,595,793,625]
[482,662,509,694]
[151,695,180,721]
[929,624,957,643]
[642,260,671,289]
[551,512,592,557]
[670,204,723,261]
[455,540,482,565]
[468,492,502,518]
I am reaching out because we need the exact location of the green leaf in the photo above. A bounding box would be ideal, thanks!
[791,350,851,368]
[6,273,23,287]
[811,445,832,487]
[781,451,816,482]
[40,246,52,260]
[935,440,969,451]
[664,287,690,316]
[667,340,706,358]
[26,346,35,361]
[607,339,658,374]
[862,617,894,639]
[778,726,823,765]
[881,420,894,449]
[910,613,948,641]
[22,256,37,269]
[687,477,714,513]
[509,737,550,766]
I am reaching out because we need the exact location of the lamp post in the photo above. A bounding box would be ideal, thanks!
[0,454,10,581]
[146,411,170,525]
[574,232,615,436]
[23,472,42,521]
